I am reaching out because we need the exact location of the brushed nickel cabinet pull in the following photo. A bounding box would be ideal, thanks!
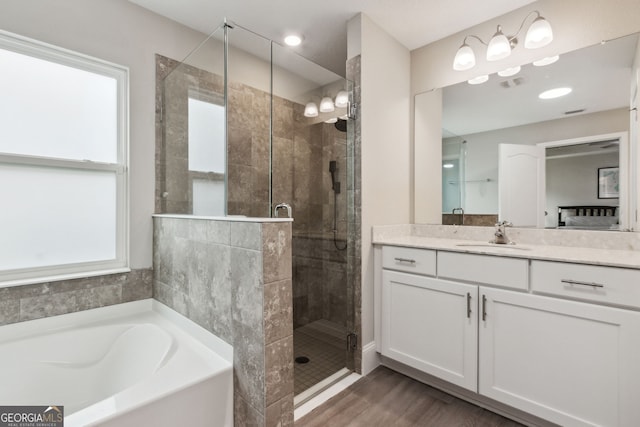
[482,295,487,321]
[394,257,416,264]
[466,293,472,319]
[561,279,605,288]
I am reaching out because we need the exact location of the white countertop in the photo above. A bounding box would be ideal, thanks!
[373,226,640,270]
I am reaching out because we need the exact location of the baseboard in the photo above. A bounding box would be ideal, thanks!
[361,341,380,375]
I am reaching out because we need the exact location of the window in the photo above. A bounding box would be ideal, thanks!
[0,30,128,285]
[187,96,225,216]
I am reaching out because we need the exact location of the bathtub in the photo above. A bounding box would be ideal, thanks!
[0,299,233,427]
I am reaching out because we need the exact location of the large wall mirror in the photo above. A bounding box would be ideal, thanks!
[430,31,639,231]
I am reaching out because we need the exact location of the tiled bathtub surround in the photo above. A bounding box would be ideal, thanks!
[153,215,294,426]
[0,269,153,326]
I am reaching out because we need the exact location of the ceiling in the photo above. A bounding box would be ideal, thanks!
[128,0,536,75]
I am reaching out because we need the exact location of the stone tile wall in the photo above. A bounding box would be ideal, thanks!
[346,55,362,373]
[292,236,348,329]
[0,269,153,326]
[153,216,293,426]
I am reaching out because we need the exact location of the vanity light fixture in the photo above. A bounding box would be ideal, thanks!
[284,34,303,46]
[539,87,572,99]
[468,75,489,85]
[304,102,318,117]
[319,96,335,113]
[453,10,553,71]
[497,66,521,77]
[533,55,559,66]
[334,90,349,108]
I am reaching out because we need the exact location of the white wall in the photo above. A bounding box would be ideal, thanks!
[349,14,411,358]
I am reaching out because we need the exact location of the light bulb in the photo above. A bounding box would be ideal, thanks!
[497,66,521,77]
[539,87,572,99]
[335,91,349,108]
[525,16,553,49]
[453,43,475,71]
[533,55,559,66]
[486,26,511,61]
[284,34,302,47]
[468,75,489,85]
[319,97,335,113]
[304,102,318,117]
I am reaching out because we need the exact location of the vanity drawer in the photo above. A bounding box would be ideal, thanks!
[531,261,640,308]
[437,252,528,290]
[382,246,436,276]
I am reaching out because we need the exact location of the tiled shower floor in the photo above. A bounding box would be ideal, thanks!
[293,321,347,395]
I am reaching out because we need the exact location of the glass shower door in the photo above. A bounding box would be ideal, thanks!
[271,42,354,399]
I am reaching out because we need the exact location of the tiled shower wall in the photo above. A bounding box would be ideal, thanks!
[0,269,153,326]
[153,216,294,426]
[346,54,362,373]
[156,54,351,334]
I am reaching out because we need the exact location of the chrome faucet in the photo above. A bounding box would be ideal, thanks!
[274,203,292,218]
[492,220,513,244]
[452,207,464,225]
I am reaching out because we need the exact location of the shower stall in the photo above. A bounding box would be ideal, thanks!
[156,21,356,401]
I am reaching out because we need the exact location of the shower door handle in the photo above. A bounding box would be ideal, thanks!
[274,203,292,218]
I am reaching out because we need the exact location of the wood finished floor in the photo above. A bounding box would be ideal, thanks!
[295,367,524,427]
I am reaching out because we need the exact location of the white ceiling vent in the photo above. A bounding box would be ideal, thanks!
[499,77,526,89]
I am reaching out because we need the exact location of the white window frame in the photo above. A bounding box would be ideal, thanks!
[0,30,129,286]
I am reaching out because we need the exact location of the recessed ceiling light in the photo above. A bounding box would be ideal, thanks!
[468,75,489,85]
[284,34,302,46]
[533,55,559,66]
[539,87,572,99]
[497,66,521,77]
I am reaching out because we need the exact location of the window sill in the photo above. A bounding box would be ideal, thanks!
[0,267,132,289]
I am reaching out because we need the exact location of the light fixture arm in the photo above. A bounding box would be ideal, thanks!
[462,34,487,46]
[508,10,542,43]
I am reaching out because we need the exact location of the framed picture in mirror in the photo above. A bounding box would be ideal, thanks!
[598,167,619,199]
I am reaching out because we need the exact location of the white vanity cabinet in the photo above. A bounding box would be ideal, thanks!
[381,269,478,391]
[377,245,640,427]
[479,286,640,427]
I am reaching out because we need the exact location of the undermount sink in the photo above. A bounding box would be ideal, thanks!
[455,243,531,251]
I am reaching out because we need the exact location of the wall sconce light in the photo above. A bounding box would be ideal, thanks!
[453,11,553,71]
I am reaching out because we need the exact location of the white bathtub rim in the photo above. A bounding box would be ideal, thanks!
[0,299,233,364]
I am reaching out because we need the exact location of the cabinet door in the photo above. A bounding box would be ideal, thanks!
[381,270,478,391]
[479,287,640,427]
